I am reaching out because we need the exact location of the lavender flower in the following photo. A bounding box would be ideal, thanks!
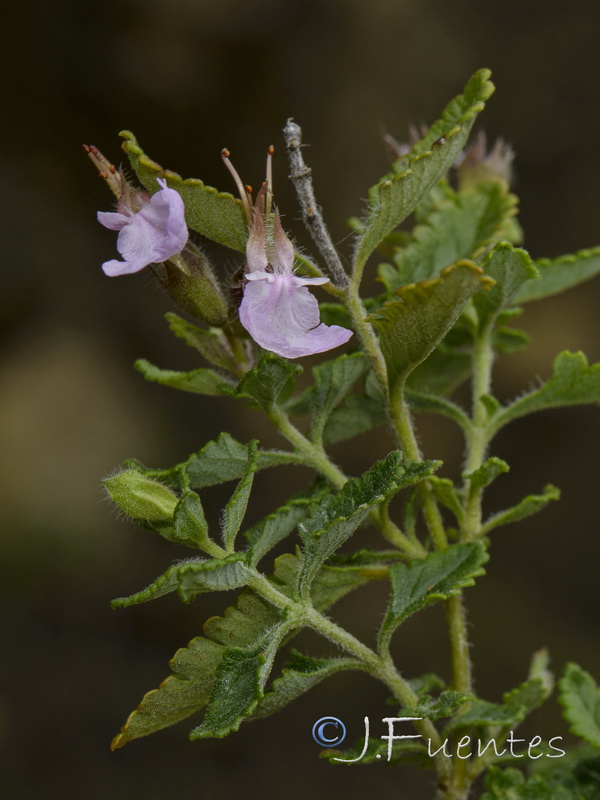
[222,148,352,359]
[98,179,188,277]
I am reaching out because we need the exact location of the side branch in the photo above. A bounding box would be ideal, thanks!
[283,119,349,287]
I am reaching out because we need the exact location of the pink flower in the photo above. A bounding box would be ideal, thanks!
[98,179,188,277]
[222,148,352,359]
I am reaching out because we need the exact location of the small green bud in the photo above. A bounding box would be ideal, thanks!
[104,470,178,521]
[156,242,229,326]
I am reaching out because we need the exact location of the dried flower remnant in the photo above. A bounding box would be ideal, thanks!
[221,147,353,359]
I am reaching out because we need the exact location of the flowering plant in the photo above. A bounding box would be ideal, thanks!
[94,70,600,799]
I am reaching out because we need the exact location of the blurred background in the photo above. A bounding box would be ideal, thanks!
[2,0,600,797]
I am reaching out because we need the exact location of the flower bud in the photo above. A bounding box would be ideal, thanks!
[104,470,178,522]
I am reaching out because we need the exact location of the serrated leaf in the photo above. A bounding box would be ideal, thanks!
[379,542,488,649]
[380,181,519,293]
[559,663,600,749]
[165,312,239,372]
[245,484,330,567]
[134,358,230,396]
[253,651,365,719]
[464,457,509,492]
[481,485,560,535]
[515,246,600,304]
[481,766,575,800]
[221,441,258,552]
[474,242,539,326]
[308,353,369,443]
[154,432,301,490]
[190,619,294,739]
[111,553,370,748]
[396,689,473,722]
[298,452,439,595]
[354,69,494,270]
[120,130,248,251]
[229,353,302,411]
[369,261,492,396]
[111,562,184,608]
[494,326,531,354]
[502,650,554,718]
[406,343,471,396]
[490,351,600,434]
[444,699,526,734]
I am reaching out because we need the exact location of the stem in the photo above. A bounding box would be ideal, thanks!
[248,569,451,781]
[462,324,494,540]
[283,119,349,287]
[267,404,424,557]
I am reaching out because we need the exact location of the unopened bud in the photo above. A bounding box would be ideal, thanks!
[104,470,178,522]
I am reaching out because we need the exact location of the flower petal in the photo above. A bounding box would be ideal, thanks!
[99,181,188,276]
[239,274,352,359]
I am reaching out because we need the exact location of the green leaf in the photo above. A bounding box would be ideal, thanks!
[354,70,494,270]
[159,433,300,490]
[165,312,239,372]
[379,181,519,292]
[111,552,370,748]
[444,699,526,734]
[481,767,575,800]
[120,130,248,251]
[221,441,258,552]
[229,353,302,411]
[173,490,214,551]
[369,261,492,396]
[405,389,471,430]
[245,483,330,567]
[464,457,509,492]
[559,663,600,749]
[253,651,365,719]
[112,554,251,608]
[397,689,473,722]
[474,242,539,326]
[429,477,464,524]
[515,246,600,304]
[406,343,472,396]
[322,394,387,444]
[379,542,488,649]
[481,485,560,535]
[490,352,600,434]
[298,453,439,594]
[494,326,531,354]
[134,358,230,396]
[308,353,369,443]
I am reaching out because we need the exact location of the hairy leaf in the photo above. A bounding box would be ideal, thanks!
[481,485,560,535]
[481,767,575,800]
[134,358,230,396]
[369,261,492,396]
[253,651,365,719]
[323,394,388,444]
[464,457,509,492]
[298,453,439,594]
[474,242,539,326]
[354,70,494,270]
[559,663,600,749]
[165,312,239,372]
[515,246,600,304]
[221,441,258,552]
[380,181,519,292]
[308,353,369,443]
[490,352,600,434]
[120,130,248,251]
[229,353,302,411]
[380,542,488,649]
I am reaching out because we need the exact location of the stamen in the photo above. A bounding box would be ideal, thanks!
[266,145,274,214]
[83,144,122,198]
[221,147,251,224]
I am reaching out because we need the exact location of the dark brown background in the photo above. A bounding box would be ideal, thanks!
[2,1,600,797]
